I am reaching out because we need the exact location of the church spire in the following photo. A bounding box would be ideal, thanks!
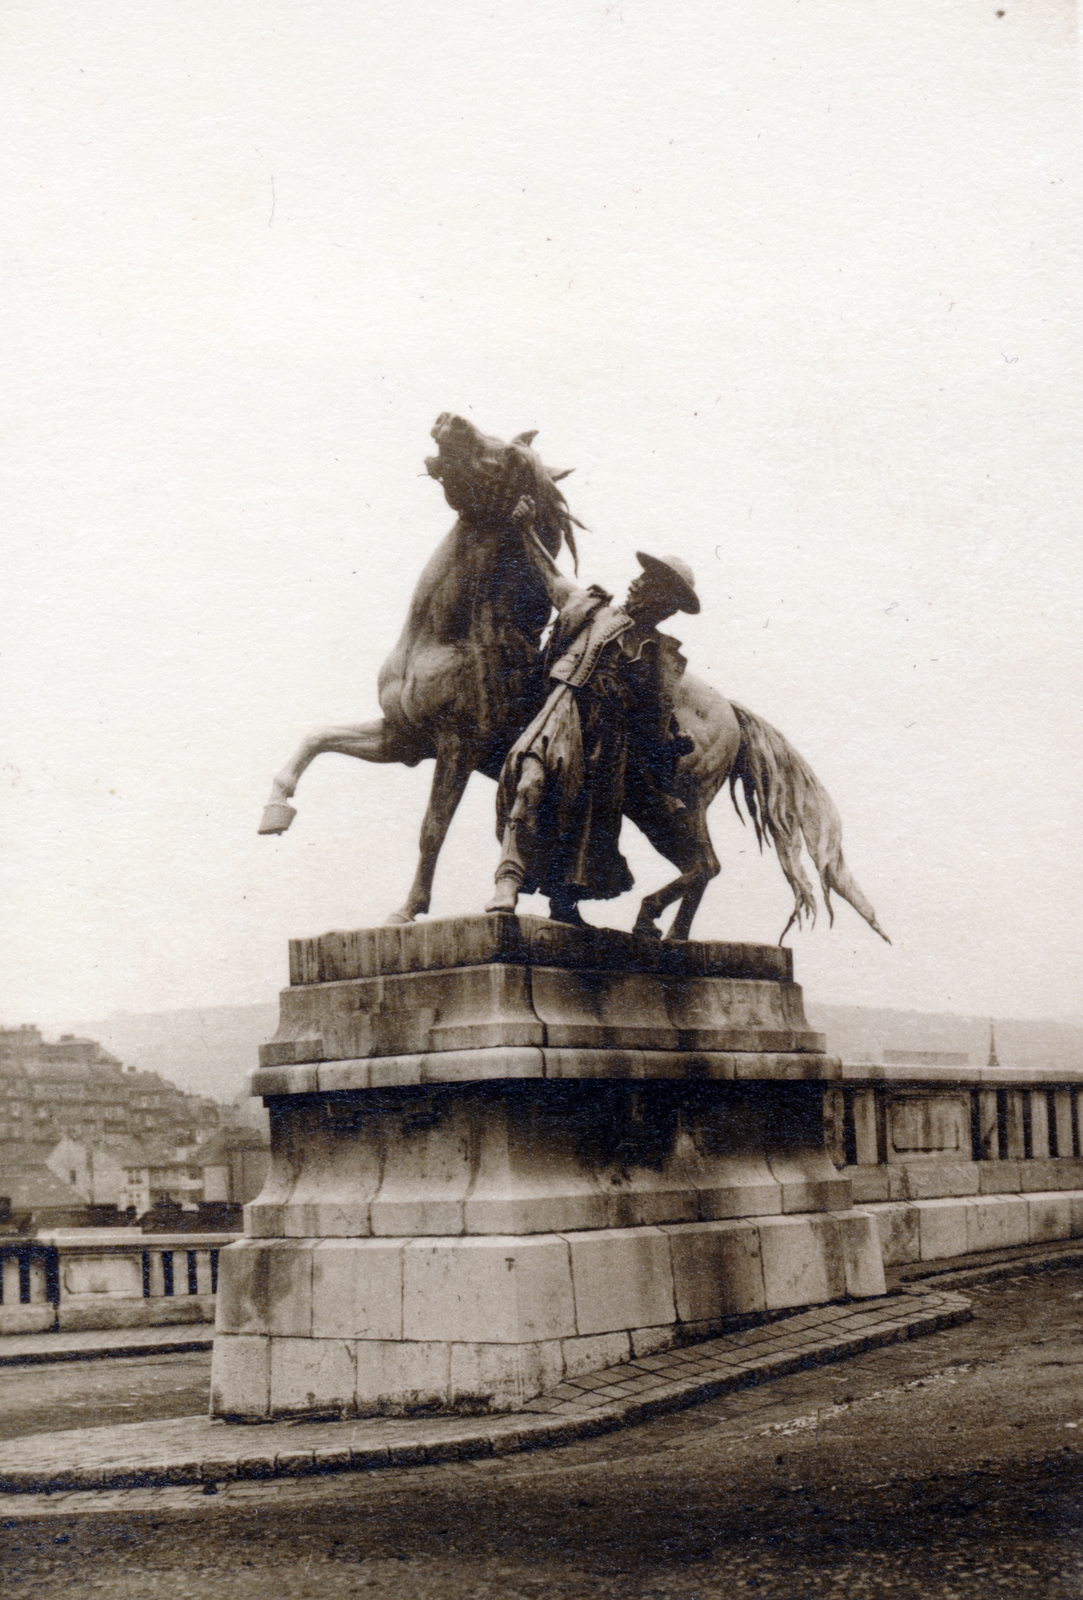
[987,1020,999,1069]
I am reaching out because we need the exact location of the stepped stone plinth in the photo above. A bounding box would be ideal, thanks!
[210,916,885,1420]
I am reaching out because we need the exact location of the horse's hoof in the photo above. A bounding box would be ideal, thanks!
[632,922,661,942]
[383,909,415,925]
[258,802,297,835]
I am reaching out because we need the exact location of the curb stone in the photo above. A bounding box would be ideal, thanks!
[891,1242,1083,1295]
[0,1289,970,1494]
[0,1328,215,1369]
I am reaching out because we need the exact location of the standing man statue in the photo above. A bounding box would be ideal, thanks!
[486,497,699,926]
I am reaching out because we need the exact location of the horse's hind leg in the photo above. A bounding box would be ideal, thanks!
[666,877,708,942]
[630,804,720,942]
[259,720,422,834]
[633,869,697,940]
[386,736,478,924]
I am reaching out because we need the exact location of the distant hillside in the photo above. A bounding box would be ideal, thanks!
[805,1004,1083,1073]
[69,997,1083,1106]
[70,1004,277,1107]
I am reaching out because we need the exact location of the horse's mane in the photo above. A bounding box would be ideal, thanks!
[465,431,582,570]
[516,445,581,571]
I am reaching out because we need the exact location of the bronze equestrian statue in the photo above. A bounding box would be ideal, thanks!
[260,413,887,945]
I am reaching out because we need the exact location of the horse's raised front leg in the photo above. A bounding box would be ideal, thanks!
[386,736,478,925]
[259,719,423,834]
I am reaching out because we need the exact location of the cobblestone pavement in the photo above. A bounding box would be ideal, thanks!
[1,1267,1082,1595]
[0,1289,967,1489]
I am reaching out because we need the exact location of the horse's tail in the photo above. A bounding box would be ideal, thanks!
[728,702,890,945]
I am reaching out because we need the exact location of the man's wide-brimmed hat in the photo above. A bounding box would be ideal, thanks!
[635,551,700,614]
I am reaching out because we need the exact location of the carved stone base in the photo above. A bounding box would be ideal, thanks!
[211,917,885,1419]
[212,1209,884,1418]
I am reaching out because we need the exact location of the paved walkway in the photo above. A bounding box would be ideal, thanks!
[0,1285,968,1492]
[0,1324,214,1367]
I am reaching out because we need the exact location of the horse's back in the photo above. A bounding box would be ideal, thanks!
[673,673,741,803]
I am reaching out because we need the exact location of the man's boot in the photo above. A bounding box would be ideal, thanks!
[486,830,524,914]
[486,875,521,914]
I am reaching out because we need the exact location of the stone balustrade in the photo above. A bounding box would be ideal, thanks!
[0,1240,54,1334]
[822,1065,1083,1267]
[0,1230,237,1334]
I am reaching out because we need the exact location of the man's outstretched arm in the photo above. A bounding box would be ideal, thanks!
[512,496,579,612]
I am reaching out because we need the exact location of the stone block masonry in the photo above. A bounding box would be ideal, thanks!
[860,1191,1083,1266]
[210,917,887,1419]
[214,1211,884,1418]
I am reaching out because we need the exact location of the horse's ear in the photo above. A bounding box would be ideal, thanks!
[512,430,538,446]
[548,467,574,482]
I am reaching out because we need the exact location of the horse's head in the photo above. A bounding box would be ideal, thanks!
[425,413,578,565]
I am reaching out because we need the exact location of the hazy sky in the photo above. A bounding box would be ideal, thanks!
[3,0,1081,1031]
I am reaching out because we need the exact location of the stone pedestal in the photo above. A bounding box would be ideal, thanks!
[211,916,885,1419]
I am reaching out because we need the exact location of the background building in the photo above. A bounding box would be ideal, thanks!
[0,1025,267,1230]
[0,1025,226,1156]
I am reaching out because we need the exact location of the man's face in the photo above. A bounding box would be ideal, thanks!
[625,571,678,624]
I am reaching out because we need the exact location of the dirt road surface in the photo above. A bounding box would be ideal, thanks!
[1,1267,1081,1597]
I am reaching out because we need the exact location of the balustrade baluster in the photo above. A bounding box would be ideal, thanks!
[1004,1090,1027,1160]
[27,1256,48,1304]
[0,1254,19,1306]
[1029,1090,1051,1160]
[146,1249,166,1297]
[1053,1091,1074,1159]
[852,1089,879,1166]
[822,1087,846,1167]
[977,1090,1000,1160]
[194,1249,214,1296]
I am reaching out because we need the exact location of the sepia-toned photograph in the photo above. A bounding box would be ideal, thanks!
[2,2,1081,1594]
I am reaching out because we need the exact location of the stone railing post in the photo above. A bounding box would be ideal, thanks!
[27,1254,49,1305]
[1,1252,21,1308]
[194,1248,214,1296]
[822,1087,846,1167]
[852,1089,880,1166]
[1054,1090,1075,1160]
[977,1089,1000,1160]
[1029,1090,1051,1161]
[144,1247,167,1299]
[1003,1090,1027,1160]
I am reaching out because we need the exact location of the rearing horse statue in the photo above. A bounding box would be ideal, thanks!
[261,412,888,946]
[259,413,577,925]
